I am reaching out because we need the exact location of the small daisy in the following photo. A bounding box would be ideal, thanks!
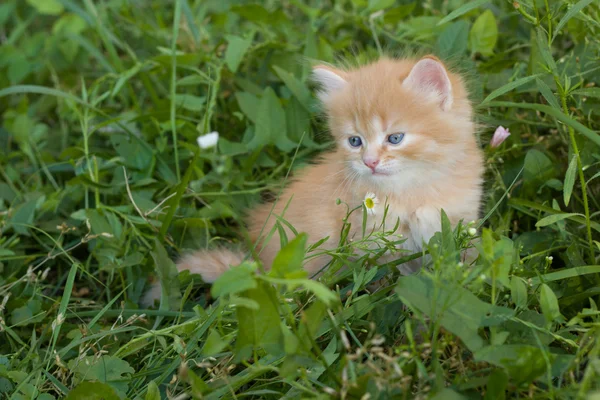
[364,192,379,215]
[197,131,219,149]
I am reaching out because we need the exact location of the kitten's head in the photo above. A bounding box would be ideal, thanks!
[313,56,475,189]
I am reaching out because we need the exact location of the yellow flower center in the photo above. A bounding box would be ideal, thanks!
[365,198,374,209]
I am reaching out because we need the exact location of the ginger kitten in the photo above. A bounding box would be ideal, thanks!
[145,56,483,303]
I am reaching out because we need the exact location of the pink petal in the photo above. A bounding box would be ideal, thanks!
[490,126,511,148]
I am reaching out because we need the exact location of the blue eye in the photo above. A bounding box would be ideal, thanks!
[348,136,362,147]
[387,133,405,144]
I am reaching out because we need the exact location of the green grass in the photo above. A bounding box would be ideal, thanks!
[1,0,600,399]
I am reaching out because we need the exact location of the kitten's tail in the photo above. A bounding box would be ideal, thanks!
[142,248,245,306]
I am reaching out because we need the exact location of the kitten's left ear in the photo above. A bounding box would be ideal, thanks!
[312,65,348,103]
[403,57,453,111]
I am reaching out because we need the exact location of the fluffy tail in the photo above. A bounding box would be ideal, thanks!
[142,248,245,306]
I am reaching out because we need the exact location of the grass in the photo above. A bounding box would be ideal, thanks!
[1,0,600,399]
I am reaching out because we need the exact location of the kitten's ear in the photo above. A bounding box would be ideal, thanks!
[312,65,348,103]
[403,56,453,111]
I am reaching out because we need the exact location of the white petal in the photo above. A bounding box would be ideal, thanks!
[197,131,219,149]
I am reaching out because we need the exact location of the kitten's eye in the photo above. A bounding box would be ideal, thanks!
[387,133,405,145]
[348,136,363,147]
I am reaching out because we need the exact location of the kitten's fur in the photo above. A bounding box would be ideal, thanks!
[144,56,483,304]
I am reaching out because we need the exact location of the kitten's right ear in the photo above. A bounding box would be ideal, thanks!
[312,65,348,102]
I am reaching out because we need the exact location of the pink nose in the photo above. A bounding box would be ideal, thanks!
[363,158,380,171]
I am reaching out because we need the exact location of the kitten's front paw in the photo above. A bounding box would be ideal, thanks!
[412,206,442,244]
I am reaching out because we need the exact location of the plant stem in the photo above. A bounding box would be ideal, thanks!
[559,92,595,264]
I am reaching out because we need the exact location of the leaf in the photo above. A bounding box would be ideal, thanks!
[572,87,600,98]
[436,21,469,58]
[563,155,578,207]
[65,382,119,400]
[481,75,540,105]
[535,28,557,73]
[367,0,395,12]
[249,87,297,151]
[145,381,160,400]
[235,280,283,358]
[485,368,508,400]
[553,0,594,41]
[300,280,338,306]
[236,92,259,123]
[530,265,600,285]
[396,275,514,351]
[8,196,40,236]
[535,78,560,109]
[523,149,554,185]
[273,66,312,112]
[536,213,582,227]
[437,0,489,25]
[468,10,498,56]
[270,233,308,278]
[225,34,253,73]
[539,284,562,323]
[26,0,64,15]
[201,329,231,356]
[68,356,134,398]
[510,277,528,309]
[485,101,600,146]
[211,262,257,298]
[174,94,206,112]
[150,239,181,310]
[474,345,550,384]
[10,299,43,326]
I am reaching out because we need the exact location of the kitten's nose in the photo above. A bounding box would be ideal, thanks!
[363,158,380,171]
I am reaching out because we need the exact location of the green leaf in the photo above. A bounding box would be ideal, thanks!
[572,87,600,98]
[563,155,578,207]
[530,265,600,285]
[536,213,582,228]
[474,345,550,384]
[535,78,560,109]
[26,0,64,15]
[235,280,283,358]
[273,66,312,112]
[65,382,119,400]
[539,284,562,323]
[150,239,181,310]
[396,275,514,351]
[270,233,308,278]
[485,101,600,146]
[174,94,206,112]
[485,368,508,400]
[211,262,257,298]
[552,0,595,41]
[145,382,160,400]
[481,74,540,105]
[510,277,528,309]
[10,299,43,326]
[68,356,134,398]
[248,87,296,151]
[300,280,338,306]
[437,0,489,25]
[468,10,497,56]
[535,28,557,73]
[367,0,395,12]
[202,329,231,356]
[436,21,469,58]
[523,149,554,185]
[225,34,253,73]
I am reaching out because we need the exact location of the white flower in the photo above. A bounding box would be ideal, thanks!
[468,227,477,236]
[197,131,219,149]
[490,126,511,148]
[363,192,379,215]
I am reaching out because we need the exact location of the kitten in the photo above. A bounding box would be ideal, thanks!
[144,56,483,304]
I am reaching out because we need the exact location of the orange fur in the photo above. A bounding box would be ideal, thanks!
[144,56,484,304]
